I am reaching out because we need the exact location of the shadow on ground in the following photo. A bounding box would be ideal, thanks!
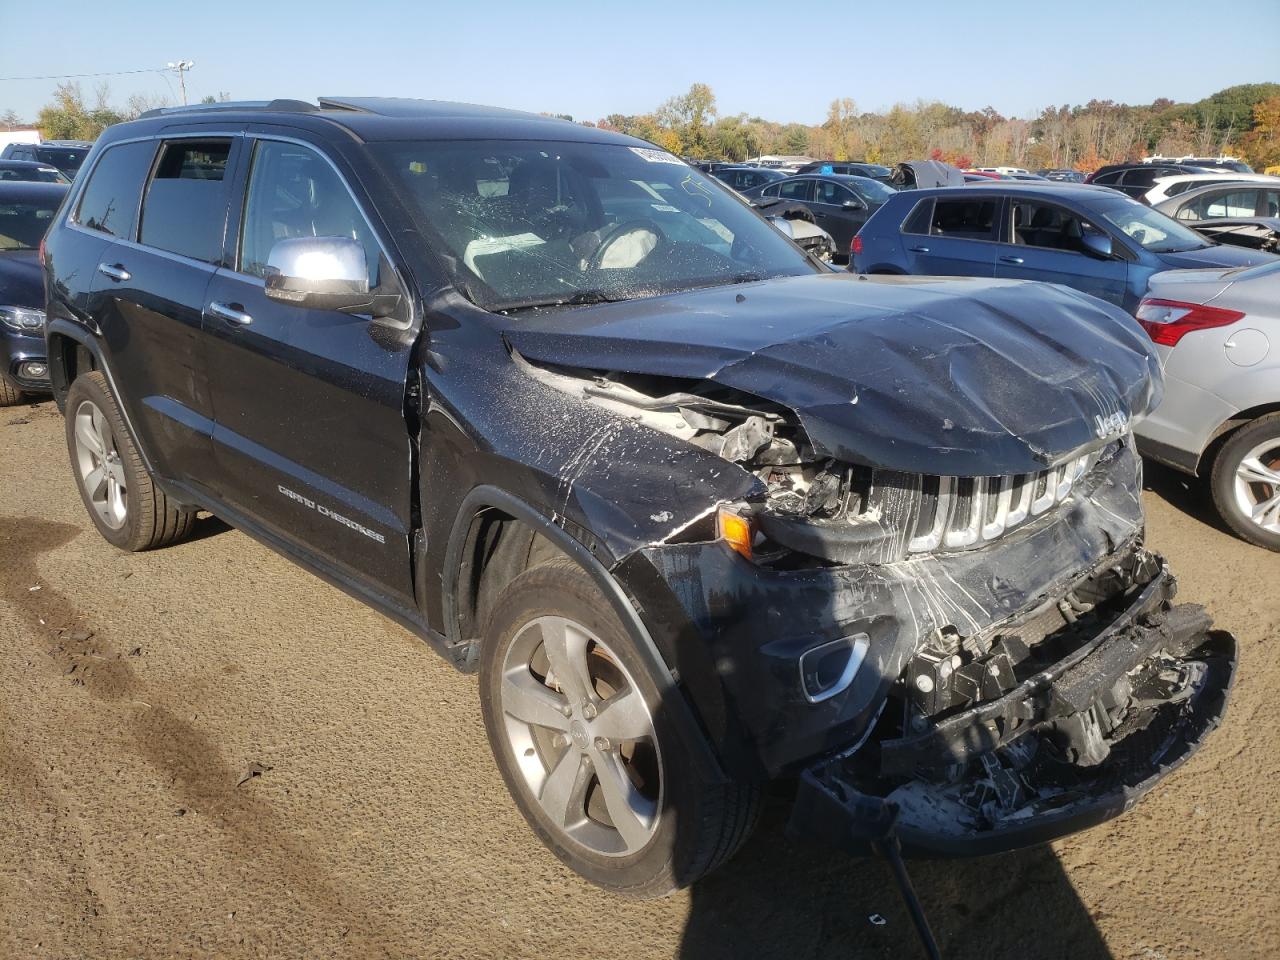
[1142,458,1227,535]
[680,801,1110,960]
[186,512,233,543]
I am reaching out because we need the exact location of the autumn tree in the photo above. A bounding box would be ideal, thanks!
[657,83,718,156]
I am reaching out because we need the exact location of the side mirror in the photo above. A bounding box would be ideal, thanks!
[264,236,399,317]
[1080,231,1113,259]
[842,198,866,211]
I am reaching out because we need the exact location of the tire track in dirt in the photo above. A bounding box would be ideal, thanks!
[0,516,411,958]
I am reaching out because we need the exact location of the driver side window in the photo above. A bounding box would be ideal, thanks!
[239,140,380,284]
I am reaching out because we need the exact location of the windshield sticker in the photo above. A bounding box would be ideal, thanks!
[630,147,685,165]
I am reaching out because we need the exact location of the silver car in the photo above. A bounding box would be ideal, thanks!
[1135,260,1280,549]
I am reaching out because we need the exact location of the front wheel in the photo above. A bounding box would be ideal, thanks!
[1209,413,1280,551]
[0,375,25,406]
[479,558,759,898]
[64,371,196,551]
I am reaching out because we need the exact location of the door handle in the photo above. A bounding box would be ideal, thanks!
[97,262,131,282]
[1000,256,1025,265]
[205,301,253,327]
[909,246,930,253]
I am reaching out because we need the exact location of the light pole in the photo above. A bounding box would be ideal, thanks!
[166,60,195,105]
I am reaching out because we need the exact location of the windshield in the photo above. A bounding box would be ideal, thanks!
[848,176,897,203]
[371,139,818,311]
[1096,197,1211,253]
[0,196,60,250]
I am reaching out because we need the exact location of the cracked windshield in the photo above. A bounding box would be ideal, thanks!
[372,140,816,310]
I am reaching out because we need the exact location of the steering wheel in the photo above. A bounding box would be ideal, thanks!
[588,219,666,270]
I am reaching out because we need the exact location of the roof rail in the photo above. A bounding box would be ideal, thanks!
[136,99,320,120]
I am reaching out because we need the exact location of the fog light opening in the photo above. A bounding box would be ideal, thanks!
[21,362,48,380]
[800,633,870,703]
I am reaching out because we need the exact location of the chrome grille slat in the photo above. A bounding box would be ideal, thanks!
[908,476,954,553]
[907,452,1096,555]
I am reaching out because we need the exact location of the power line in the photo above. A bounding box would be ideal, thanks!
[0,67,165,82]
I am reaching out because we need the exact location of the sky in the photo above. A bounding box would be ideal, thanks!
[2,0,1278,126]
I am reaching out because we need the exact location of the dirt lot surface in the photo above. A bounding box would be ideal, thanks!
[1,396,1277,960]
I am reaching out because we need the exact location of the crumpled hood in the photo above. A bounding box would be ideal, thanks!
[504,273,1162,477]
[0,250,43,307]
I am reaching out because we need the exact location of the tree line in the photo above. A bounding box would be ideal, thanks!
[7,80,1279,172]
[588,82,1280,171]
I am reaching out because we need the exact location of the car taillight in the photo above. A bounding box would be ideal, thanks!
[1135,297,1244,346]
[851,234,863,256]
[38,235,46,266]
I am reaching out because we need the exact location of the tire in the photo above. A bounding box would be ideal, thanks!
[479,558,759,898]
[1209,413,1280,551]
[0,375,24,406]
[63,371,196,551]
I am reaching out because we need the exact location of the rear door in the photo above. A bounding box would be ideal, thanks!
[903,195,1001,277]
[79,135,233,482]
[201,134,418,603]
[994,197,1128,307]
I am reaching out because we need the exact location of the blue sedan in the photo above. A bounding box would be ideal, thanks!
[851,182,1277,313]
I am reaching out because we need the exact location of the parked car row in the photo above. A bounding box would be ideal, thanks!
[0,139,93,178]
[0,180,65,404]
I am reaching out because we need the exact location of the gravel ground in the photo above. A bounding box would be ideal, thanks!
[1,396,1276,960]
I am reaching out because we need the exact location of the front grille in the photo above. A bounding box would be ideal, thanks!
[906,454,1091,553]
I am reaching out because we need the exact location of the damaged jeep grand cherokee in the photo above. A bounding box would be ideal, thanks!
[43,98,1235,901]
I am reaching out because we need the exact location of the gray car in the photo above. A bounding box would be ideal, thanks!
[1154,180,1280,222]
[1134,260,1280,549]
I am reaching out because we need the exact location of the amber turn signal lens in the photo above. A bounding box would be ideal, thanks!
[717,509,753,561]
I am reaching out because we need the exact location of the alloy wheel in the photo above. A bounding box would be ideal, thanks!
[72,399,127,529]
[1233,440,1280,536]
[498,615,662,857]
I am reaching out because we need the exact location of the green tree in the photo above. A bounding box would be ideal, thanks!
[36,82,125,140]
[657,83,718,156]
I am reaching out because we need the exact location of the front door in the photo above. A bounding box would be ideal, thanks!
[809,180,866,254]
[201,136,418,604]
[994,198,1129,308]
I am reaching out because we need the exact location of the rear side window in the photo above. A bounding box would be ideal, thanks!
[1120,168,1157,188]
[138,139,231,263]
[1092,171,1122,185]
[929,199,998,240]
[902,199,934,234]
[74,140,157,238]
[778,179,811,201]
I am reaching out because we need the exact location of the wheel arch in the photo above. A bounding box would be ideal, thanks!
[442,484,727,782]
[46,320,160,479]
[1198,400,1280,477]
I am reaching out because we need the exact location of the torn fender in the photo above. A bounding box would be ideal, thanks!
[504,272,1162,477]
[417,328,760,568]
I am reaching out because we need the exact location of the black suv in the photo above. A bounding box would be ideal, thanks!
[42,98,1235,897]
[1084,161,1212,199]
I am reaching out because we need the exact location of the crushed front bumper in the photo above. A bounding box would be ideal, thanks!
[789,564,1236,857]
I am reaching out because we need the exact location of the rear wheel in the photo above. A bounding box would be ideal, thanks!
[1209,413,1280,551]
[0,375,25,406]
[64,371,196,551]
[479,558,759,897]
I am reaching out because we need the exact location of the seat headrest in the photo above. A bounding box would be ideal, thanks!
[1029,207,1057,228]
